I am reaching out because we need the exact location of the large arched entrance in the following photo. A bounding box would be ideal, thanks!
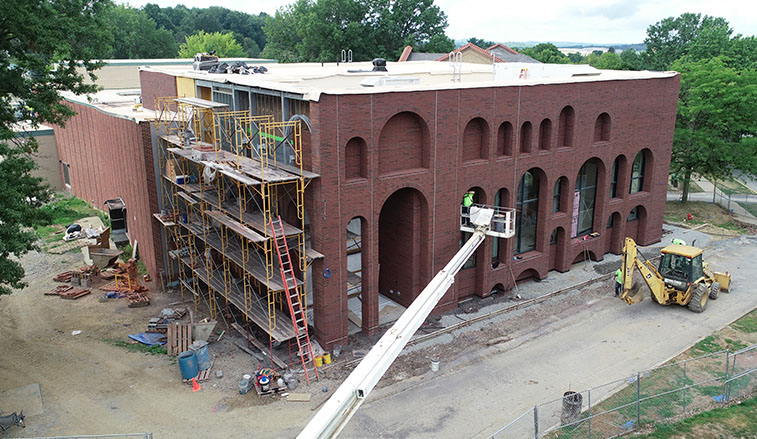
[378,188,429,309]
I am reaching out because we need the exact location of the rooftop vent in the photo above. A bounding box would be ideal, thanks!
[372,58,387,72]
[360,76,420,87]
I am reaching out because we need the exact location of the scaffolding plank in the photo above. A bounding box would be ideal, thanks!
[236,157,300,183]
[177,191,198,205]
[205,210,266,243]
[152,213,176,227]
[175,97,229,109]
[275,161,320,180]
[193,190,302,237]
[218,167,261,186]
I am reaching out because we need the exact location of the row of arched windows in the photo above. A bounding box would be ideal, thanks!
[343,109,615,181]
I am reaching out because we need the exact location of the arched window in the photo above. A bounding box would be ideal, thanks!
[610,157,621,198]
[553,177,567,213]
[345,137,367,180]
[594,113,611,142]
[463,117,489,161]
[574,161,598,236]
[520,121,532,154]
[558,106,575,147]
[378,112,429,174]
[498,122,514,156]
[630,151,645,193]
[515,172,539,254]
[539,119,552,150]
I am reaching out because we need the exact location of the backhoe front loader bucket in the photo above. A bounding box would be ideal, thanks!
[622,281,645,304]
[713,272,731,291]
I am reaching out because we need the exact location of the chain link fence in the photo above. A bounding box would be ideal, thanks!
[712,185,757,212]
[489,343,757,439]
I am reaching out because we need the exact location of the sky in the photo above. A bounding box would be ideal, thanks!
[118,0,757,45]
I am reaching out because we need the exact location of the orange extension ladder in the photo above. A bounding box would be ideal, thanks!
[270,215,319,383]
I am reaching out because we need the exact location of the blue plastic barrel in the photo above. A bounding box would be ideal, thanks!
[190,340,211,370]
[178,350,199,380]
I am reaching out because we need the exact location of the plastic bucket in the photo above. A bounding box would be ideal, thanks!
[178,350,199,380]
[430,358,440,372]
[314,355,323,367]
[259,375,270,392]
[190,340,211,370]
[322,352,332,365]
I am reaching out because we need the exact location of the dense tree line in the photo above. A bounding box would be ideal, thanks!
[106,4,268,58]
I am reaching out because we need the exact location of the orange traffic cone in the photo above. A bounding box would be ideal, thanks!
[191,377,201,392]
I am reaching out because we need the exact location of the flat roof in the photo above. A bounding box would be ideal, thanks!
[61,89,155,122]
[141,60,678,102]
[102,58,277,67]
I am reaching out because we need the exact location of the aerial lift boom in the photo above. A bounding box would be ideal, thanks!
[298,205,514,439]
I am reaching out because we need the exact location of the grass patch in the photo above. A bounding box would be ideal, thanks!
[36,194,110,242]
[715,178,757,196]
[731,310,757,334]
[664,201,751,234]
[738,202,757,218]
[105,339,167,355]
[635,393,757,438]
[692,335,723,355]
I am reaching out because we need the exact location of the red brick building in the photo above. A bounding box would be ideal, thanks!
[58,61,680,349]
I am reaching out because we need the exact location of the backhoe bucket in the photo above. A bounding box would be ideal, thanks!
[713,272,731,291]
[621,281,645,304]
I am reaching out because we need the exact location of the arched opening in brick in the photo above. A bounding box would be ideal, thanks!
[625,205,648,243]
[558,106,575,147]
[539,118,552,151]
[553,176,568,213]
[574,158,603,237]
[515,168,545,254]
[497,121,514,156]
[344,136,367,180]
[594,112,611,142]
[630,149,654,193]
[520,121,532,154]
[492,187,510,267]
[610,155,627,199]
[571,250,598,265]
[516,268,540,282]
[379,188,429,310]
[490,283,506,296]
[549,226,566,271]
[378,112,429,175]
[463,117,489,162]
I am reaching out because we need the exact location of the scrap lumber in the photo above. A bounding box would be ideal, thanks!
[47,285,73,296]
[59,288,91,300]
[232,323,287,369]
[53,271,74,283]
[166,322,192,356]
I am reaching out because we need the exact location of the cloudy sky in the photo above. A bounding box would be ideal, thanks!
[118,0,757,44]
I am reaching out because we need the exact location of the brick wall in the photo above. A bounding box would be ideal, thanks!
[307,75,680,347]
[140,70,177,111]
[53,103,162,279]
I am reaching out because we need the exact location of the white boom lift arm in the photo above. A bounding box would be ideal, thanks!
[299,205,515,439]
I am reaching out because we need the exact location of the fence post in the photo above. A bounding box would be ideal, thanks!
[713,182,717,203]
[588,389,592,439]
[724,351,731,402]
[636,372,641,429]
[533,405,539,439]
[682,360,687,413]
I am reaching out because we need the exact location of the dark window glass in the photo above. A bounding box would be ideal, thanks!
[515,172,539,254]
[630,152,645,193]
[574,162,598,236]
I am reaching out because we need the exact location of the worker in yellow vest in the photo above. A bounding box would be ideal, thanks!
[462,191,474,226]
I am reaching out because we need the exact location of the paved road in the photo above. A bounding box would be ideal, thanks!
[339,236,757,439]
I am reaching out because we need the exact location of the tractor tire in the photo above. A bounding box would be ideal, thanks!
[688,282,709,313]
[709,282,721,300]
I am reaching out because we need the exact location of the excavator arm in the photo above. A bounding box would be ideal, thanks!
[620,237,665,304]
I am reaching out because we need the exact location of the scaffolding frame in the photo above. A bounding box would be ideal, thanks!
[153,96,320,367]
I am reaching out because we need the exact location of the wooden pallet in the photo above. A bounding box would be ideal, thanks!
[60,288,91,300]
[166,322,192,356]
[53,271,74,283]
[46,285,73,296]
[183,365,212,383]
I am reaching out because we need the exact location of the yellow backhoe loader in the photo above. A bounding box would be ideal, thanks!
[619,237,731,312]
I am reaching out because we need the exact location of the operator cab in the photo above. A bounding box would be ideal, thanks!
[658,245,704,290]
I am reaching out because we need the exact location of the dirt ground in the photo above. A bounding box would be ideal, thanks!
[0,242,616,439]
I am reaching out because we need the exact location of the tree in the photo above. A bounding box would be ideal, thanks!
[419,34,455,53]
[671,57,757,202]
[0,0,111,295]
[567,52,585,64]
[587,51,623,70]
[619,49,644,70]
[262,0,452,62]
[519,43,569,64]
[467,37,494,49]
[178,31,245,58]
[644,13,732,70]
[107,5,177,59]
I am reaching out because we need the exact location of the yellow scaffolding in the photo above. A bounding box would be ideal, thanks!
[151,96,319,349]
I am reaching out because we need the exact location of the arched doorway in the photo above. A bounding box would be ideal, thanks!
[378,188,429,309]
